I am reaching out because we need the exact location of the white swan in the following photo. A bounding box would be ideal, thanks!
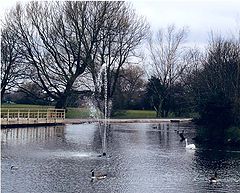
[185,139,196,149]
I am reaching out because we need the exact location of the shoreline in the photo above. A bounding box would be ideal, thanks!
[1,118,193,128]
[64,118,193,124]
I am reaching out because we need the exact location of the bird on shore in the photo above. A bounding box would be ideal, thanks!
[90,169,107,181]
[185,139,196,149]
[209,172,218,184]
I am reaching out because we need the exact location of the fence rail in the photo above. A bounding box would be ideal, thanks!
[1,108,65,126]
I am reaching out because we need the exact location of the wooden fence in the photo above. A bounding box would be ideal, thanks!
[1,108,65,126]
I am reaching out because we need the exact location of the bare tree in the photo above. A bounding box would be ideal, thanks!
[113,65,146,109]
[147,25,188,117]
[5,1,120,108]
[180,48,204,108]
[1,25,23,101]
[88,2,149,113]
[4,1,148,109]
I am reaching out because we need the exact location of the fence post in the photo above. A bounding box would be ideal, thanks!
[46,109,48,123]
[37,110,39,122]
[55,109,57,123]
[18,109,20,124]
[28,109,30,124]
[7,109,9,124]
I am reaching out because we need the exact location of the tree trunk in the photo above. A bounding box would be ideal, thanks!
[156,100,163,118]
[55,95,67,109]
[1,86,6,102]
[164,110,169,118]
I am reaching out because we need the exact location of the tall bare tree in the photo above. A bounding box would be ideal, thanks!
[147,25,188,117]
[87,2,149,114]
[1,25,23,101]
[113,65,146,109]
[4,1,148,109]
[180,48,204,109]
[3,2,117,108]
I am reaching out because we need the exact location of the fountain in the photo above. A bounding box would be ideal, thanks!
[88,63,110,157]
[102,62,108,156]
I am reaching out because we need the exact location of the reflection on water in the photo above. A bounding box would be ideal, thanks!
[1,123,240,193]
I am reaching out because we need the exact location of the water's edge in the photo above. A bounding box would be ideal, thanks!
[64,118,193,124]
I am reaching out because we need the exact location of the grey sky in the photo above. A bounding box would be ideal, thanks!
[130,0,240,47]
[1,0,240,47]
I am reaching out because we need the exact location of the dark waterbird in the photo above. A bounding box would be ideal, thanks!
[97,152,107,157]
[179,130,185,141]
[209,171,218,184]
[10,166,18,170]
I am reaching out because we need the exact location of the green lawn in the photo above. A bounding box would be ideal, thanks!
[112,110,156,119]
[66,109,157,119]
[65,107,92,119]
[1,104,157,119]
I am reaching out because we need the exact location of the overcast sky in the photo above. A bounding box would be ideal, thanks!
[130,0,240,47]
[1,0,240,47]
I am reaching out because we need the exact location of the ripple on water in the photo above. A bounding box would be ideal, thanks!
[1,123,240,193]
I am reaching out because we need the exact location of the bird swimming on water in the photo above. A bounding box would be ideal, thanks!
[90,169,107,181]
[179,130,185,141]
[97,152,107,157]
[10,166,18,170]
[185,138,196,149]
[209,172,218,184]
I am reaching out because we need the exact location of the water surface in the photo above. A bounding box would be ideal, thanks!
[1,123,240,193]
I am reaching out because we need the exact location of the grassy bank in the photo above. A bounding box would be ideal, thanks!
[112,110,156,119]
[65,107,91,119]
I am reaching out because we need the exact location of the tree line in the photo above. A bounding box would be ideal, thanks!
[1,1,149,109]
[1,1,240,129]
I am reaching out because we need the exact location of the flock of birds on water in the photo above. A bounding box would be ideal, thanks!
[89,123,218,184]
[9,122,218,185]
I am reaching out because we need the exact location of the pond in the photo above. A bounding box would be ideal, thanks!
[1,122,240,193]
